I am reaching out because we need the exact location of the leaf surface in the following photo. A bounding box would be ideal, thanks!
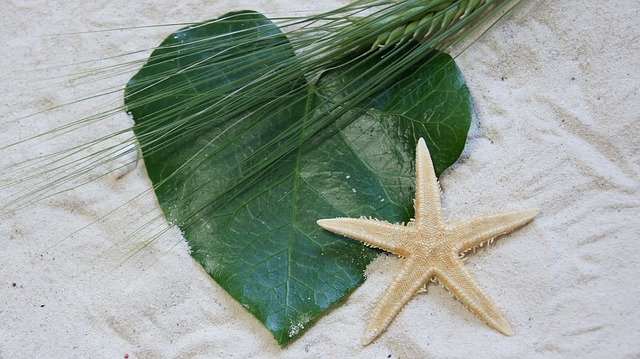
[125,11,472,345]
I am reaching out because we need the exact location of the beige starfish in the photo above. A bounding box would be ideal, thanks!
[317,138,539,345]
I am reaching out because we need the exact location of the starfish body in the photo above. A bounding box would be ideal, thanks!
[317,138,539,345]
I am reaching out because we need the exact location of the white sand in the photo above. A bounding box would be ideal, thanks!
[1,0,639,357]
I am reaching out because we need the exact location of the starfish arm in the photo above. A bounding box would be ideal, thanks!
[414,138,444,228]
[362,259,433,345]
[448,209,540,252]
[436,258,514,336]
[317,218,412,256]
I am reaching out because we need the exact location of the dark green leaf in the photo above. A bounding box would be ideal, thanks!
[125,12,471,345]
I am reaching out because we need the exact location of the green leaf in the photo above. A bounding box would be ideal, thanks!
[125,11,471,345]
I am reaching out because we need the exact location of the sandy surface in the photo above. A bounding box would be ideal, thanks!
[1,0,639,357]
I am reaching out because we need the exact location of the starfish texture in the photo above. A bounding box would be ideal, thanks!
[317,138,539,345]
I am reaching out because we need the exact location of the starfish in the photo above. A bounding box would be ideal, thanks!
[317,138,539,345]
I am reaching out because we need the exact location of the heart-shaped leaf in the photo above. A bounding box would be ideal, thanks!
[125,11,472,345]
